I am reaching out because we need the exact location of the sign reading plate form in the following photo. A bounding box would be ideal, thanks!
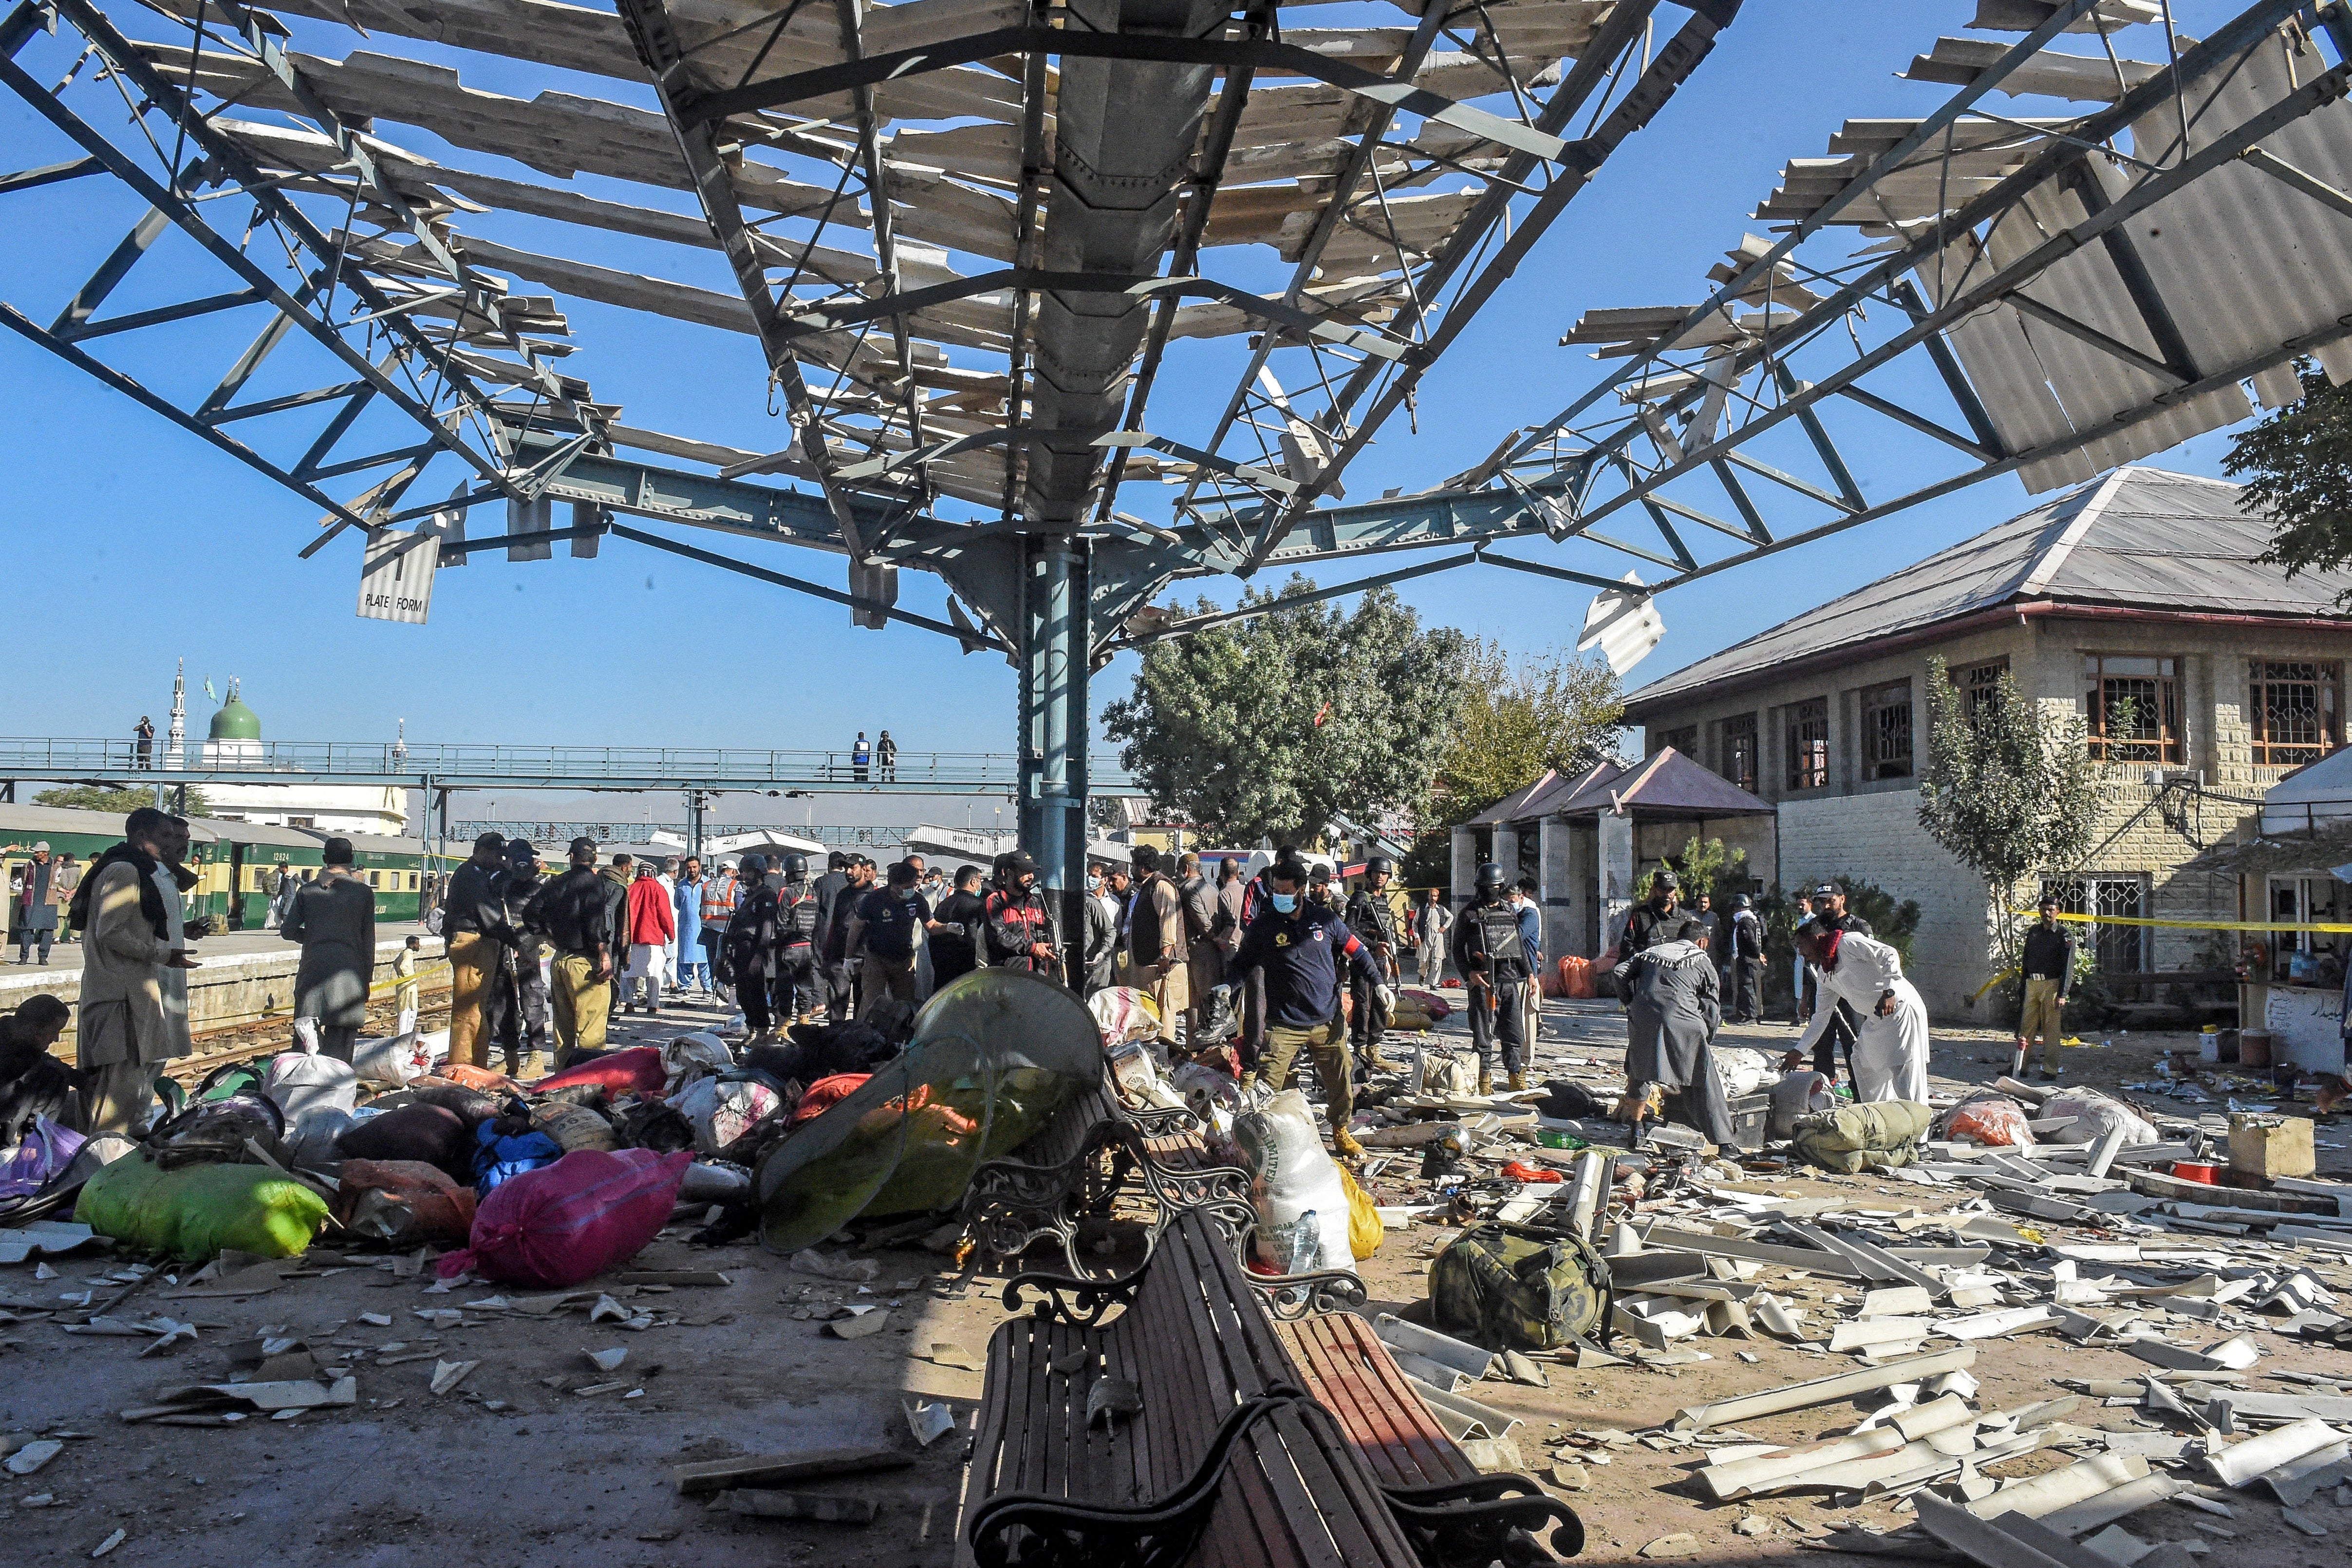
[357,527,439,624]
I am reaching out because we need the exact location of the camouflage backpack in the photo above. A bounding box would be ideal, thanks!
[1429,1219,1614,1351]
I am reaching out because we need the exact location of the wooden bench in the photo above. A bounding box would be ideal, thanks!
[963,1068,1369,1318]
[963,1072,1129,1275]
[1281,1312,1583,1567]
[962,1210,1580,1568]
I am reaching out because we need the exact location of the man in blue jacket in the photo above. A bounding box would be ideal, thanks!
[1232,857,1381,1158]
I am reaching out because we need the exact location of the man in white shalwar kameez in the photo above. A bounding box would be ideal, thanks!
[1790,925,1929,1103]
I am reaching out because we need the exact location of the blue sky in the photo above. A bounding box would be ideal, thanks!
[0,1,2261,811]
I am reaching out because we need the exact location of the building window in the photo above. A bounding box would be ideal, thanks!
[2042,875,2150,974]
[1958,658,2009,724]
[1786,698,1829,790]
[286,815,316,828]
[2249,660,2338,766]
[2266,873,2347,984]
[1860,680,1914,780]
[1717,712,1758,793]
[1652,725,1698,757]
[2084,654,2182,763]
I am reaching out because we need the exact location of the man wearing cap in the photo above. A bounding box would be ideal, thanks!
[1797,882,1873,1085]
[1128,845,1186,1044]
[621,861,675,1016]
[439,831,508,1068]
[7,842,60,966]
[847,860,930,1016]
[1622,869,1700,955]
[524,838,616,1063]
[2015,896,2077,1081]
[983,851,1060,975]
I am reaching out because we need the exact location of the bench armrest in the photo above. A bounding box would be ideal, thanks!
[1246,1265,1371,1322]
[1001,1261,1148,1325]
[1121,1101,1201,1137]
[968,1391,1302,1568]
[1381,1475,1585,1567]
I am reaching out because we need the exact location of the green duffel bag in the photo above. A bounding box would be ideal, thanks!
[1428,1219,1614,1351]
[1792,1100,1933,1174]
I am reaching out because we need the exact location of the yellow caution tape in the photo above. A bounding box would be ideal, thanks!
[2017,909,2352,934]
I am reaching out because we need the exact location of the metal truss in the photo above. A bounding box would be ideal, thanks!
[1113,0,2352,642]
[0,0,599,543]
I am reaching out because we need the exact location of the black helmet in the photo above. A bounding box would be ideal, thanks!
[1474,861,1508,895]
[504,839,536,867]
[1732,892,1753,910]
[781,852,809,880]
[1651,868,1680,892]
[740,853,768,877]
[1366,856,1394,878]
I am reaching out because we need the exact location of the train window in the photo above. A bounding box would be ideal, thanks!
[408,873,418,890]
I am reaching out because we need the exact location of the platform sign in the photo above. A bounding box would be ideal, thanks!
[357,527,439,625]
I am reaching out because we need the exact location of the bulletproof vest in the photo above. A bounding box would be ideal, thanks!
[1475,903,1527,980]
[783,890,820,943]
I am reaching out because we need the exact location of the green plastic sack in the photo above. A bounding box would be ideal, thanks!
[1429,1219,1613,1351]
[75,1149,330,1260]
[754,968,1103,1253]
[1792,1100,1933,1174]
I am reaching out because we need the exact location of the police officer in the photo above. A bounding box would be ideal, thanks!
[983,851,1060,975]
[809,851,855,1022]
[776,852,822,1025]
[1344,856,1404,1070]
[1453,861,1531,1094]
[722,853,784,1043]
[1623,868,1700,954]
[1728,892,1766,1024]
[1232,857,1381,1158]
[485,839,550,1077]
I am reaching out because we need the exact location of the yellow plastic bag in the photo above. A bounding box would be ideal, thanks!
[1338,1163,1382,1260]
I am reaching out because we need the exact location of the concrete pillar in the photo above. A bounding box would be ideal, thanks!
[1568,822,1598,954]
[1450,827,1478,905]
[1599,809,1635,951]
[1538,816,1575,969]
[1493,823,1520,889]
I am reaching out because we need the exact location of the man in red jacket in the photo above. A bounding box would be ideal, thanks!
[622,862,676,1015]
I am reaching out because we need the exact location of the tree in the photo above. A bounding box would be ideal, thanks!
[2224,361,2352,604]
[1916,655,2100,960]
[36,784,211,818]
[1436,642,1624,819]
[1102,578,1471,847]
[1669,834,1748,904]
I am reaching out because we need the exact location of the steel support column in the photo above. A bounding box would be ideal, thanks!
[1018,535,1090,980]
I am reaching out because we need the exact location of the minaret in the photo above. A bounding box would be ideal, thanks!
[167,659,187,767]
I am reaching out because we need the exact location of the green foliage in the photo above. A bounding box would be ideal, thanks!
[1749,877,1921,1017]
[1668,835,1748,904]
[35,784,212,819]
[2224,360,2352,605]
[1434,642,1624,825]
[1101,579,1471,847]
[1917,655,2100,959]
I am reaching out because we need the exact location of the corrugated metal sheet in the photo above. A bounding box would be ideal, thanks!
[1622,467,2352,713]
[1921,23,2352,492]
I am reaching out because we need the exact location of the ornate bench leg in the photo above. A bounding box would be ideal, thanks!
[1380,1476,1585,1567]
[964,1148,1094,1276]
[968,1390,1306,1568]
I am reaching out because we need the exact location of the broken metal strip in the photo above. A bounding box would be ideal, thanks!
[2003,289,2191,385]
[2240,142,2352,220]
[782,269,1414,360]
[0,153,106,194]
[1163,0,1478,529]
[0,298,373,530]
[1236,0,1740,573]
[5,8,518,494]
[615,0,871,563]
[1509,0,2310,482]
[1564,55,2352,538]
[1094,430,1298,497]
[604,521,1003,647]
[681,27,1570,163]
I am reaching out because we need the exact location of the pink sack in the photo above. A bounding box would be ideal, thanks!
[438,1147,691,1288]
[534,1046,667,1098]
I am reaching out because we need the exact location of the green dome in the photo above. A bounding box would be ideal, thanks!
[209,696,261,741]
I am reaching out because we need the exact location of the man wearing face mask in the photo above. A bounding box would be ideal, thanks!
[983,851,1060,975]
[848,859,930,1015]
[1233,858,1380,1158]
